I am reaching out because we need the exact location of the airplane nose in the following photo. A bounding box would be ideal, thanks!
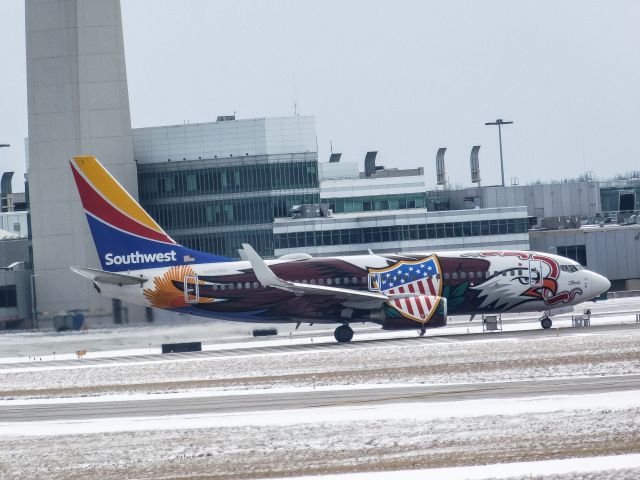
[591,273,611,297]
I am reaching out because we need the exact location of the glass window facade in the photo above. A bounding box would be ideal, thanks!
[138,158,318,201]
[323,193,426,213]
[0,285,17,308]
[145,193,319,230]
[175,228,273,258]
[274,217,528,249]
[138,153,319,258]
[557,245,587,266]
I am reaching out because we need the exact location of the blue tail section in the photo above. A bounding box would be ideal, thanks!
[86,214,234,272]
[70,155,234,272]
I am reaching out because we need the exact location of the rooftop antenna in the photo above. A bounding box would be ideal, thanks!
[293,83,299,116]
[330,140,333,154]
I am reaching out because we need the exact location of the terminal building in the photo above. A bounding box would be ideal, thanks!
[275,156,529,257]
[134,116,318,258]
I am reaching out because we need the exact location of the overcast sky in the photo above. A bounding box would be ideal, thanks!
[1,0,639,191]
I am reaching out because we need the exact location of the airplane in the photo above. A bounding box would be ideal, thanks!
[69,156,611,343]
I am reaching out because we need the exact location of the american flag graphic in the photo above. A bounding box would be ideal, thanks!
[371,256,442,323]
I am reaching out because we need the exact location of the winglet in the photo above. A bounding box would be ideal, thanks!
[241,243,287,288]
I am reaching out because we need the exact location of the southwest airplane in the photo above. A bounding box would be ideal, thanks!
[69,156,611,342]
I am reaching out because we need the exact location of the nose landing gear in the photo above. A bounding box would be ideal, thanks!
[540,316,553,329]
[334,324,354,343]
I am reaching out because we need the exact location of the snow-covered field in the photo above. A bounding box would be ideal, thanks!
[1,392,639,479]
[0,325,638,398]
[0,301,639,479]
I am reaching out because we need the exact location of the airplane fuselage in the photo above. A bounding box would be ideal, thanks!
[99,249,608,330]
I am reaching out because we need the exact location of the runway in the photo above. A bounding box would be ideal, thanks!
[3,372,640,423]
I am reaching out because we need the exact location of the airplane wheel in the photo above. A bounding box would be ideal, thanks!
[541,317,553,329]
[334,324,354,343]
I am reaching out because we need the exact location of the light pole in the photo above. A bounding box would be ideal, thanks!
[485,119,513,186]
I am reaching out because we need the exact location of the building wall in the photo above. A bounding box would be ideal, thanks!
[26,0,139,318]
[274,207,530,257]
[135,119,320,258]
[133,117,317,163]
[530,226,640,283]
[318,161,359,180]
[0,212,29,238]
[433,182,601,219]
[320,164,427,214]
[0,239,33,329]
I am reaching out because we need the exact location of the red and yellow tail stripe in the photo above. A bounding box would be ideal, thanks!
[70,156,175,245]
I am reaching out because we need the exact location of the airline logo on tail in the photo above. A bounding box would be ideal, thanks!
[70,156,232,272]
[105,251,177,266]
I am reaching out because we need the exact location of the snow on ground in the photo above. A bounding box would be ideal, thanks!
[277,454,640,480]
[0,299,638,478]
[1,392,639,479]
[0,296,638,364]
[2,390,639,436]
[0,325,638,398]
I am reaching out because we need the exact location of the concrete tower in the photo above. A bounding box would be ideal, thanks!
[26,0,138,320]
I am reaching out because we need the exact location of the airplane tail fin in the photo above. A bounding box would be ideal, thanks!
[70,156,233,272]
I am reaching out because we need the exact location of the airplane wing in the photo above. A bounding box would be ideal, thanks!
[70,266,148,286]
[241,244,388,307]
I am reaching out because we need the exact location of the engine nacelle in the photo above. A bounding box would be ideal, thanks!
[380,295,447,330]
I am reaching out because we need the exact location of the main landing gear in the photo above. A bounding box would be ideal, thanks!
[540,316,553,329]
[334,324,354,343]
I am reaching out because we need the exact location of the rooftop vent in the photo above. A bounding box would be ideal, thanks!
[216,115,236,122]
[364,151,378,177]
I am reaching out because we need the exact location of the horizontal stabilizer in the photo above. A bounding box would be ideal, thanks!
[70,266,148,286]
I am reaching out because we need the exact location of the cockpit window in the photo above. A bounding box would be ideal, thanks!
[560,265,579,273]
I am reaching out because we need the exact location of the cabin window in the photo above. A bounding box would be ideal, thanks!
[228,283,234,290]
[460,271,467,279]
[253,282,259,289]
[245,282,251,289]
[237,282,243,289]
[444,272,450,280]
[509,270,515,276]
[327,278,333,285]
[469,272,475,279]
[310,279,316,285]
[502,271,507,277]
[335,278,341,285]
[352,277,358,284]
[452,272,459,280]
[518,269,523,276]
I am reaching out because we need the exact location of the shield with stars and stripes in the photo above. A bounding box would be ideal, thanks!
[368,256,442,323]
